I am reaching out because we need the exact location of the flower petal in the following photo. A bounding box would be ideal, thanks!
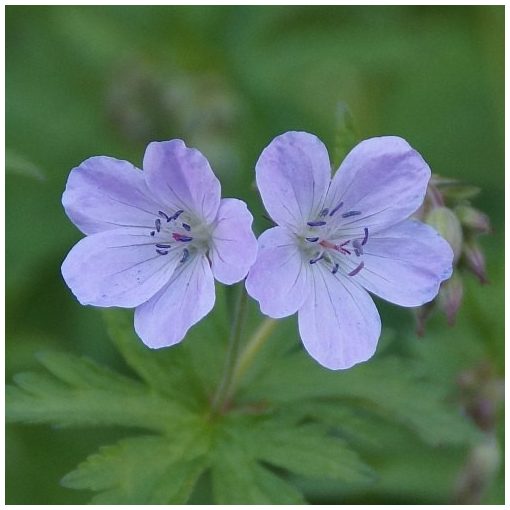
[134,254,215,348]
[298,265,381,370]
[326,136,431,232]
[210,198,258,285]
[344,219,453,307]
[62,156,161,235]
[255,131,331,230]
[61,228,181,308]
[143,140,221,224]
[245,227,311,318]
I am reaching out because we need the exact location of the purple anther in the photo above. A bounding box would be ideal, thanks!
[170,210,184,221]
[172,233,193,242]
[307,221,327,227]
[319,208,329,217]
[348,261,364,277]
[332,263,339,274]
[155,218,161,232]
[309,253,324,265]
[150,231,155,236]
[156,249,169,256]
[329,201,344,216]
[156,243,171,249]
[306,237,319,243]
[342,210,362,218]
[158,211,171,222]
[340,247,351,255]
[180,248,190,264]
[352,239,363,257]
[361,227,369,246]
[182,223,191,232]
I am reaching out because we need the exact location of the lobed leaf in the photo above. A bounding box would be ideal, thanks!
[62,432,210,504]
[244,355,480,446]
[6,351,195,433]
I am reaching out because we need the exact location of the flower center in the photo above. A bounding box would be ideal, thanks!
[149,209,210,263]
[300,205,368,278]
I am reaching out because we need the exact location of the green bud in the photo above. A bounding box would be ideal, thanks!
[455,205,491,234]
[463,240,488,284]
[438,271,464,326]
[425,207,463,263]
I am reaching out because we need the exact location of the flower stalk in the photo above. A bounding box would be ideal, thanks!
[211,283,249,413]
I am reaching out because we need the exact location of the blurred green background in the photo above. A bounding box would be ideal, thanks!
[6,5,504,504]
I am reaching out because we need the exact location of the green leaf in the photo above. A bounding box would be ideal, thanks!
[211,424,306,504]
[103,285,229,409]
[62,433,210,504]
[7,350,195,433]
[245,355,480,446]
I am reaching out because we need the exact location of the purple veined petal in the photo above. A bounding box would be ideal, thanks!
[62,156,162,235]
[245,226,311,318]
[326,137,431,233]
[343,219,453,307]
[134,254,215,348]
[255,131,331,230]
[298,264,381,370]
[210,198,258,285]
[61,227,181,308]
[143,140,221,225]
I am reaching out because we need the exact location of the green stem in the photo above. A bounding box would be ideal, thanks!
[225,317,278,403]
[210,284,248,413]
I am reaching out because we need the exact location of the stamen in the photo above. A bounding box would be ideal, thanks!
[158,211,170,222]
[307,220,327,227]
[329,201,344,216]
[156,249,169,256]
[319,208,329,217]
[332,263,339,274]
[182,223,191,232]
[361,227,369,246]
[172,233,193,242]
[155,218,161,232]
[342,210,362,218]
[309,253,324,265]
[180,248,190,264]
[348,261,364,277]
[306,237,319,242]
[170,210,184,221]
[352,239,363,257]
[156,243,171,249]
[150,231,155,236]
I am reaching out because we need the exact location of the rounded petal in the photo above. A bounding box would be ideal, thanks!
[61,228,181,308]
[134,254,215,348]
[245,227,311,318]
[326,137,431,232]
[62,156,161,235]
[255,131,331,230]
[298,265,381,370]
[143,140,221,224]
[346,219,454,307]
[210,198,258,285]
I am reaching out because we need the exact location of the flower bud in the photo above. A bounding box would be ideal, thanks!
[463,240,488,284]
[438,271,464,326]
[425,206,463,263]
[455,205,491,234]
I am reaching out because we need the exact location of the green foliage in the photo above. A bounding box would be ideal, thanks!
[7,303,483,504]
[61,435,209,504]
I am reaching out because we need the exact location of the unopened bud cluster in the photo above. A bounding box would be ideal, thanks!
[415,175,491,334]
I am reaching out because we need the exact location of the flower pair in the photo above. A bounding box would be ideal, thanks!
[62,133,453,369]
